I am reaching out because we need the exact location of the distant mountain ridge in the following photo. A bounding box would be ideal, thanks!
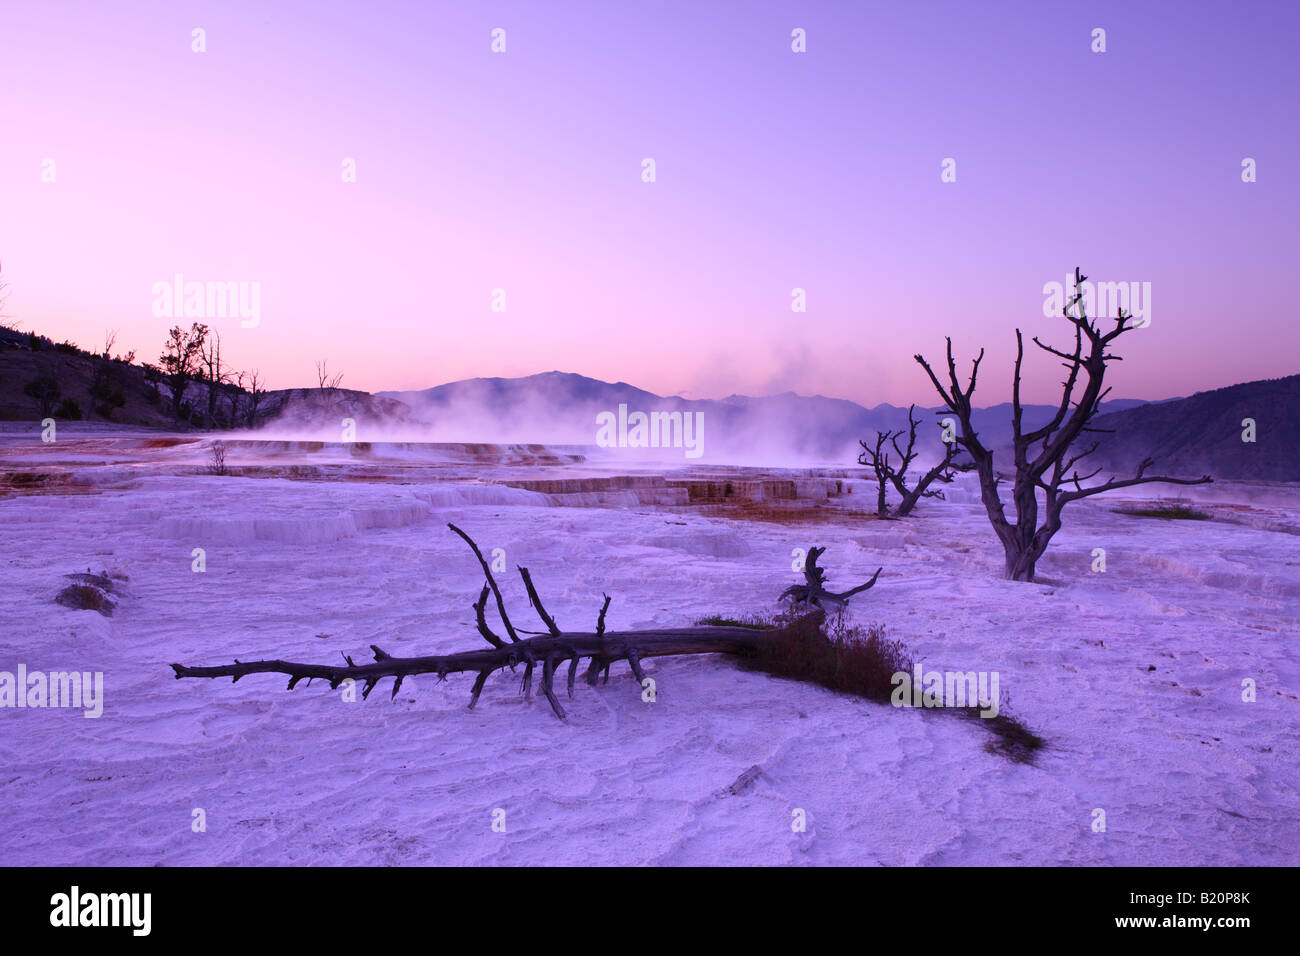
[379,371,1147,463]
[382,371,1298,477]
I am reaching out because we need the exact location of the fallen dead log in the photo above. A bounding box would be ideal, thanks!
[171,524,877,720]
[173,627,767,720]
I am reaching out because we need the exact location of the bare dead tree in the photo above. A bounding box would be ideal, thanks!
[313,358,344,419]
[915,267,1211,582]
[781,546,881,611]
[0,259,12,326]
[208,441,228,476]
[245,369,267,428]
[227,371,251,427]
[173,527,884,719]
[102,329,119,360]
[858,404,966,518]
[199,332,229,427]
[315,359,343,391]
[859,432,892,516]
[315,358,343,411]
[888,407,967,517]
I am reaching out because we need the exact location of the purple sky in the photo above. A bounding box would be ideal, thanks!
[2,0,1296,405]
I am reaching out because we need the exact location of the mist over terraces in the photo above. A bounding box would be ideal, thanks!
[2,335,1295,480]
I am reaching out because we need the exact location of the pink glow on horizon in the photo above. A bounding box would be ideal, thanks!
[1,0,1296,405]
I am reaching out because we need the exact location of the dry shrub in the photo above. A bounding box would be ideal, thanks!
[713,608,1044,763]
[1114,500,1210,521]
[959,708,1045,764]
[53,569,125,618]
[55,584,115,616]
[737,609,911,704]
[208,440,228,475]
[699,502,841,525]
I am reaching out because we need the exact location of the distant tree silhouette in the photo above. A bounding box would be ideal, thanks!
[23,375,61,418]
[199,332,229,426]
[315,359,344,414]
[160,323,208,421]
[0,259,11,326]
[90,364,127,420]
[858,404,966,517]
[244,369,267,428]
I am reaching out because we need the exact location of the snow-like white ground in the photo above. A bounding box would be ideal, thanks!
[1,432,1297,865]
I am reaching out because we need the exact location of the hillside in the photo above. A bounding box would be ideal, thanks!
[1082,374,1299,482]
[0,330,409,431]
[0,335,178,427]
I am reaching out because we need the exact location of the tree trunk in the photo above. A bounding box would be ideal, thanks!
[1004,547,1036,582]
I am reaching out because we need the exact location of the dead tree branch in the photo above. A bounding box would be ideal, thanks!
[780,545,881,611]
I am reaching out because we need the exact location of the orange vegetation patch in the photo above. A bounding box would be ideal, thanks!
[0,471,100,499]
[670,478,800,501]
[222,465,410,484]
[696,499,878,526]
[140,437,200,449]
